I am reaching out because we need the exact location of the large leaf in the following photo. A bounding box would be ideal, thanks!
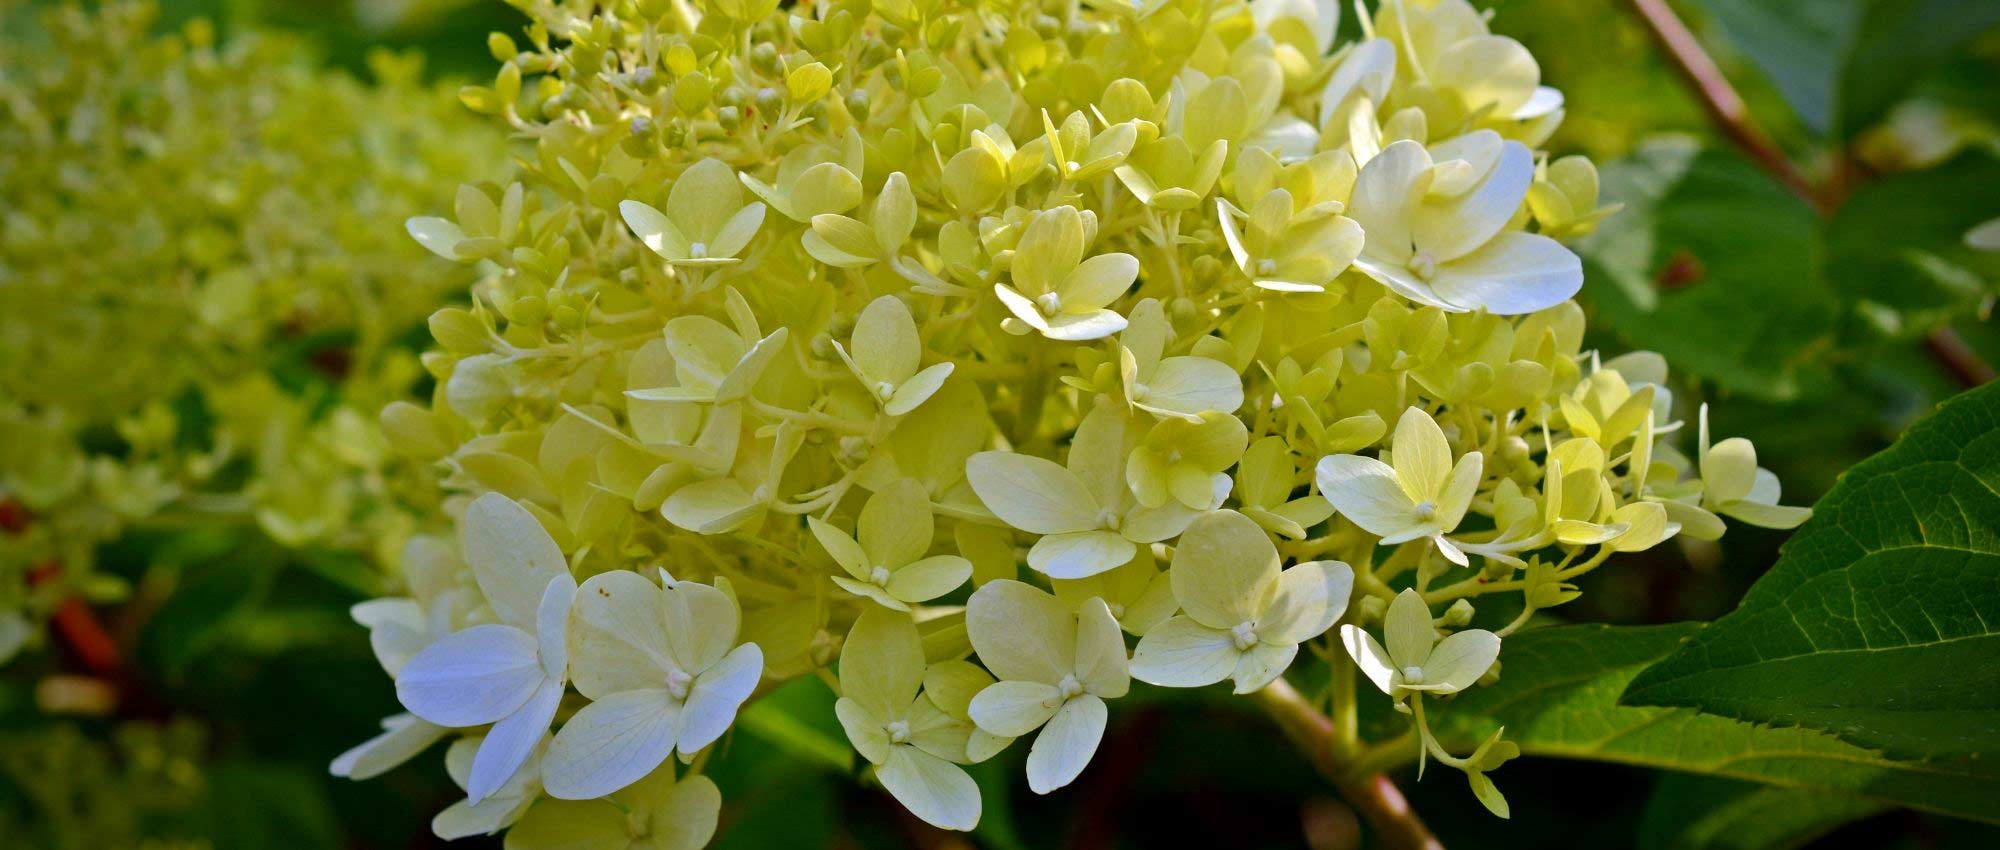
[1694,0,2000,137]
[1581,140,1999,399]
[1637,774,1885,850]
[1623,382,2000,759]
[1579,138,1835,399]
[1430,623,2000,823]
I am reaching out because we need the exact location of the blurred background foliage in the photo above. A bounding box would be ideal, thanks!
[0,0,1995,848]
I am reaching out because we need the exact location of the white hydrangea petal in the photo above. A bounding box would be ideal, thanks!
[680,643,764,754]
[542,689,681,800]
[1142,357,1245,416]
[966,451,1100,534]
[1340,624,1396,695]
[886,363,955,416]
[460,493,568,630]
[1230,641,1298,694]
[1129,616,1238,688]
[907,694,974,763]
[1351,140,1430,264]
[1423,629,1501,693]
[966,580,1077,684]
[878,746,982,831]
[351,598,428,677]
[967,680,1063,737]
[535,574,577,679]
[1028,531,1137,580]
[1426,231,1582,316]
[853,295,922,387]
[809,516,871,580]
[1025,694,1107,794]
[1073,597,1131,698]
[467,679,560,804]
[1414,140,1533,262]
[1718,499,1812,530]
[1703,437,1760,504]
[1169,510,1281,629]
[395,624,543,727]
[653,774,724,850]
[1256,560,1355,646]
[1315,454,1420,539]
[329,713,447,780]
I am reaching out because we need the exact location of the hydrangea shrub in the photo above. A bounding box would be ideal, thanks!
[343,0,1811,842]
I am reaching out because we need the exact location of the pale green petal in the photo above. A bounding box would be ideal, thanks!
[1169,510,1280,629]
[541,689,680,800]
[1255,560,1354,646]
[1718,499,1812,530]
[852,296,921,385]
[1028,531,1137,580]
[1129,616,1238,688]
[1384,588,1437,670]
[1140,357,1244,417]
[1060,253,1139,311]
[1314,454,1420,539]
[460,493,568,630]
[861,479,933,568]
[808,516,870,580]
[619,202,689,260]
[878,746,981,831]
[907,692,975,763]
[1025,695,1106,794]
[1073,598,1130,698]
[1229,641,1298,694]
[889,556,973,603]
[666,158,745,243]
[840,606,926,720]
[660,580,739,673]
[966,451,1100,534]
[836,697,892,764]
[966,580,1076,684]
[1389,407,1451,502]
[1340,624,1396,695]
[707,202,767,259]
[1703,437,1760,505]
[1421,629,1500,693]
[886,363,955,417]
[922,660,997,720]
[1426,231,1581,315]
[966,680,1063,737]
[569,571,672,698]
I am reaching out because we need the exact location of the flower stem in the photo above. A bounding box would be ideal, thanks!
[1254,679,1445,850]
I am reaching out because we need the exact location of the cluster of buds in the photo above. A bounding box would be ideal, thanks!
[0,2,504,661]
[349,0,1806,840]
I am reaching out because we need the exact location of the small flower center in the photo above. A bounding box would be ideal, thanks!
[1034,291,1063,316]
[1255,258,1279,277]
[1056,673,1084,700]
[1164,448,1183,464]
[1413,500,1437,520]
[665,668,694,700]
[689,241,709,259]
[874,380,897,400]
[1065,160,1082,173]
[1098,507,1122,532]
[869,565,892,586]
[1130,382,1151,401]
[1407,252,1437,280]
[1401,665,1425,685]
[884,719,911,744]
[751,484,772,503]
[1106,601,1126,619]
[1230,621,1258,651]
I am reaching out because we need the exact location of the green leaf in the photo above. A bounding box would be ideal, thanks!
[1638,774,1885,850]
[1579,138,1836,399]
[1622,382,2000,760]
[1824,151,2000,327]
[1431,623,2000,824]
[1694,0,2000,137]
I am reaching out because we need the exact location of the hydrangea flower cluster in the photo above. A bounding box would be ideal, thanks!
[0,2,504,660]
[346,0,1808,840]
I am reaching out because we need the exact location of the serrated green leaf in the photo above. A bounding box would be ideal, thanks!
[1622,382,2000,760]
[1431,623,2000,824]
[1638,774,1885,850]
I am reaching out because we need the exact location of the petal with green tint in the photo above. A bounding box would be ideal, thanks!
[1170,510,1281,629]
[1130,616,1238,688]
